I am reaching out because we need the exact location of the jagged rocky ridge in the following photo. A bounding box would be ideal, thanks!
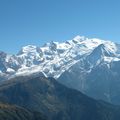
[1,36,120,104]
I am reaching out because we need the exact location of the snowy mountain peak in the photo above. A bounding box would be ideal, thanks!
[0,35,120,80]
[73,35,85,42]
[94,43,110,56]
[18,45,38,55]
[43,41,58,47]
[86,41,118,65]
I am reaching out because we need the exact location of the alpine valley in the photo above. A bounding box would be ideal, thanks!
[1,36,120,120]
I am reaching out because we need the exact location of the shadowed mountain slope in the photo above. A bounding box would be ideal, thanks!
[0,76,120,120]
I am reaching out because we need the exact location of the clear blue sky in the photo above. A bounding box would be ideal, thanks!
[0,0,120,54]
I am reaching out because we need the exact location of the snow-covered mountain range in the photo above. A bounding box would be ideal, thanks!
[1,35,120,104]
[0,35,119,78]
